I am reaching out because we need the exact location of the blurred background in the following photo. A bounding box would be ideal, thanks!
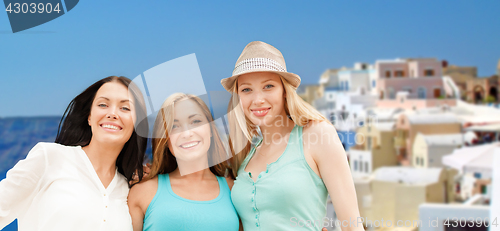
[1,1,499,231]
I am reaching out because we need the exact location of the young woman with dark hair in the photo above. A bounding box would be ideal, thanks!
[0,76,148,231]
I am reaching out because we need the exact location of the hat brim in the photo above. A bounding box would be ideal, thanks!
[221,69,301,92]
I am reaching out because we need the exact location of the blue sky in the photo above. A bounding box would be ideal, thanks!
[1,0,499,117]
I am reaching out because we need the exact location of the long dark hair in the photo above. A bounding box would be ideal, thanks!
[55,76,149,187]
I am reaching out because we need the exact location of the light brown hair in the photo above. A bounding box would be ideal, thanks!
[145,93,230,180]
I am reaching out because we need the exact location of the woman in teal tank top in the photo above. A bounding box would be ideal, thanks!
[128,93,239,231]
[222,42,365,231]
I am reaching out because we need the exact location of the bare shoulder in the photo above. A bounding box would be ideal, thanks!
[303,120,335,134]
[302,120,342,158]
[128,177,158,205]
[225,176,235,190]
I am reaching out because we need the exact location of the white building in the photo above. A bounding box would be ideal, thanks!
[442,143,497,201]
[419,203,490,231]
[491,146,500,231]
[319,69,339,89]
[442,143,496,177]
[369,167,454,230]
[350,121,396,178]
[412,133,464,168]
[349,150,372,178]
[314,88,371,131]
[314,63,379,131]
[320,63,377,94]
[337,63,377,95]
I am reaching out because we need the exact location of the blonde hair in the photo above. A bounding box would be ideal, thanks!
[227,75,328,177]
[145,93,230,181]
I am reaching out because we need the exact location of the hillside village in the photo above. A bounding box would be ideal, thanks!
[301,59,500,231]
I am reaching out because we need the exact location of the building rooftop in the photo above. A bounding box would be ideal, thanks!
[418,133,464,146]
[442,142,498,173]
[367,107,405,121]
[319,69,338,85]
[406,57,439,62]
[372,121,395,131]
[373,166,443,185]
[376,58,406,64]
[406,113,460,124]
[455,100,500,124]
[465,123,500,132]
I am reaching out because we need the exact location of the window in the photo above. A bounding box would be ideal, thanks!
[330,112,336,124]
[360,161,363,172]
[481,185,487,194]
[395,70,405,77]
[354,160,358,171]
[388,87,396,99]
[385,70,391,78]
[474,172,482,178]
[346,81,349,91]
[418,87,426,99]
[433,88,442,98]
[367,137,372,150]
[424,69,434,76]
[372,80,376,88]
[365,162,369,173]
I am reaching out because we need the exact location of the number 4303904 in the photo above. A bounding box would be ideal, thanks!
[5,3,61,14]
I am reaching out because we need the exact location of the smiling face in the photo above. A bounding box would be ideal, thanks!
[237,72,287,127]
[167,99,212,162]
[87,81,136,147]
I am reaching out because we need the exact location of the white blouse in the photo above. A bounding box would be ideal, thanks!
[0,142,133,231]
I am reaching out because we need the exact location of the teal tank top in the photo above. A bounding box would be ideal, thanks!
[143,174,239,231]
[231,125,328,230]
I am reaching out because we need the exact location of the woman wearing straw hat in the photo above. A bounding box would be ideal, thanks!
[222,41,364,231]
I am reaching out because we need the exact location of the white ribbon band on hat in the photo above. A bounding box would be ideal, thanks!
[233,58,286,76]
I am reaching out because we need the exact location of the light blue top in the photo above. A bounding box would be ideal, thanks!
[231,125,328,230]
[143,174,239,231]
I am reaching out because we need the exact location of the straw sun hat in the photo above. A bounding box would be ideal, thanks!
[220,41,301,92]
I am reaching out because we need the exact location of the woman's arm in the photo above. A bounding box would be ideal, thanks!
[127,177,157,231]
[225,177,244,231]
[306,121,365,231]
[128,186,145,231]
[0,143,48,229]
